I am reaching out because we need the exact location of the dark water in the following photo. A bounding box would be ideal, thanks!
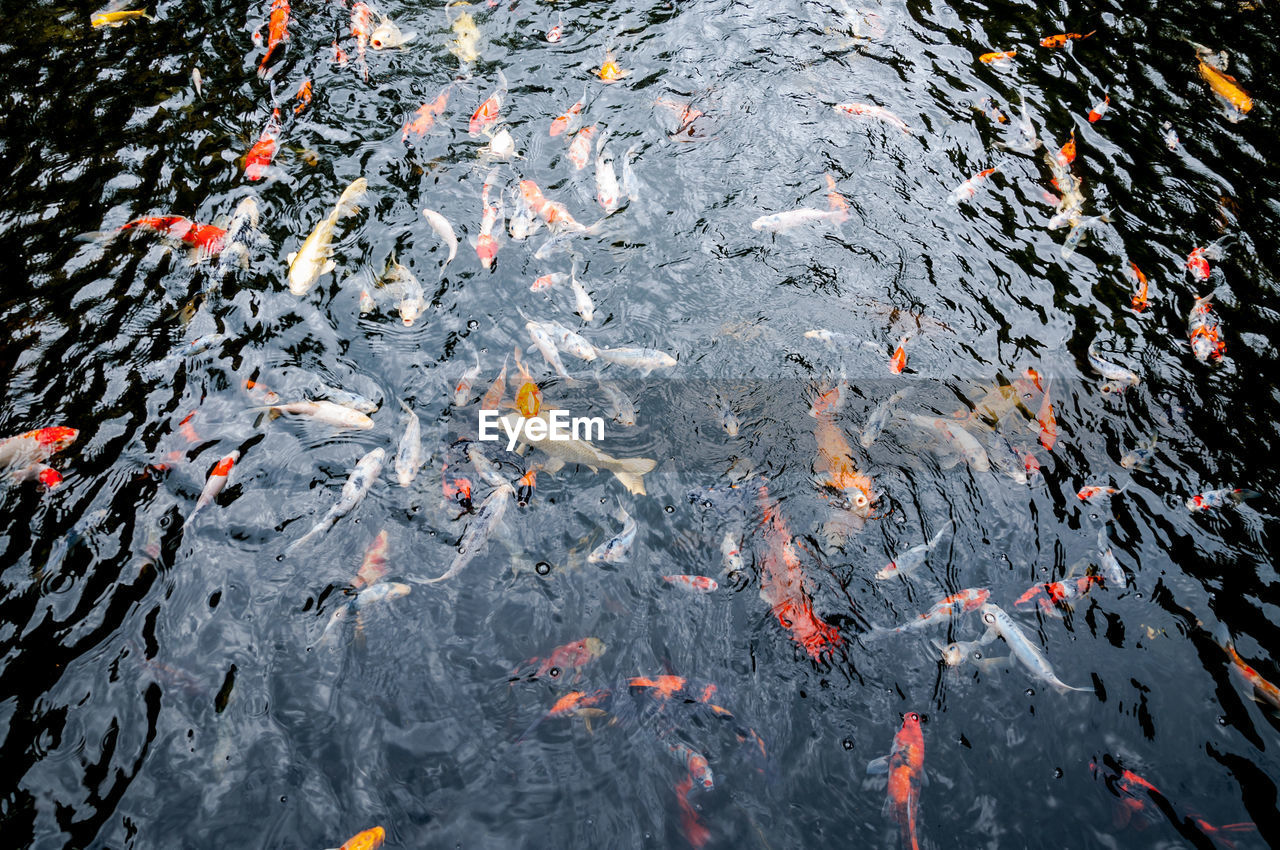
[3,0,1280,847]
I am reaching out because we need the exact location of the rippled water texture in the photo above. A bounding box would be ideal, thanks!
[2,0,1280,847]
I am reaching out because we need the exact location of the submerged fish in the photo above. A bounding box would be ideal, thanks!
[288,177,368,295]
[285,448,385,555]
[594,346,677,375]
[867,713,926,850]
[394,400,422,487]
[185,450,240,528]
[588,499,637,563]
[497,412,656,495]
[424,482,514,583]
[876,520,954,580]
[978,602,1092,692]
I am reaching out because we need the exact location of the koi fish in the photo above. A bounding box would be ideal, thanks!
[867,713,926,850]
[402,86,450,143]
[1020,574,1105,614]
[285,448,384,555]
[0,426,79,469]
[11,463,63,489]
[876,520,954,581]
[595,130,622,212]
[92,8,151,26]
[1040,30,1095,48]
[369,12,416,49]
[1036,378,1056,450]
[550,94,584,137]
[241,108,280,180]
[257,0,290,78]
[526,322,575,381]
[449,8,481,62]
[324,826,385,850]
[588,499,636,563]
[383,255,425,326]
[516,467,537,506]
[420,207,458,270]
[978,49,1016,65]
[453,355,482,406]
[546,19,562,42]
[593,346,677,375]
[664,575,719,593]
[481,127,518,160]
[470,72,507,136]
[184,450,239,528]
[116,216,228,261]
[1188,295,1226,362]
[1197,52,1252,117]
[753,174,850,231]
[1223,642,1280,711]
[481,359,508,411]
[1088,95,1110,122]
[567,125,596,170]
[353,530,390,589]
[719,404,740,437]
[1093,758,1257,841]
[1187,247,1211,281]
[757,483,844,659]
[597,49,629,83]
[317,582,411,647]
[889,336,908,374]
[424,483,514,582]
[1129,262,1149,311]
[812,383,878,514]
[1120,435,1157,470]
[1187,488,1260,512]
[288,177,368,295]
[1161,121,1180,149]
[1086,342,1140,392]
[833,102,913,134]
[1077,484,1124,502]
[667,741,714,790]
[867,588,989,638]
[253,400,374,430]
[293,79,311,114]
[519,180,585,232]
[496,412,656,494]
[394,400,422,487]
[596,379,636,427]
[907,415,990,472]
[517,688,613,742]
[1056,130,1077,168]
[861,389,908,448]
[351,2,372,80]
[720,532,743,575]
[514,637,607,680]
[947,166,998,205]
[978,602,1092,692]
[513,357,542,418]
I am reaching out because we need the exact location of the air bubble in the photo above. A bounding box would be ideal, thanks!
[535,561,551,576]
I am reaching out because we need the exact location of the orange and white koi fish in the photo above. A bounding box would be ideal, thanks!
[1129,262,1148,311]
[1036,378,1056,450]
[978,49,1016,66]
[550,93,584,137]
[402,86,450,142]
[567,124,596,170]
[184,450,239,528]
[889,336,908,374]
[257,0,290,78]
[480,358,508,410]
[597,49,629,83]
[353,529,390,589]
[470,72,507,136]
[1088,95,1110,122]
[324,826,385,850]
[757,483,844,659]
[655,97,705,135]
[947,166,998,205]
[546,18,562,42]
[476,167,503,269]
[867,713,925,850]
[1187,246,1211,281]
[752,174,851,232]
[293,79,311,114]
[514,637,607,680]
[351,2,372,80]
[833,102,913,134]
[1187,487,1259,512]
[1077,484,1124,502]
[812,382,877,514]
[1040,30,1094,48]
[519,180,584,232]
[667,740,714,791]
[0,426,79,469]
[867,588,989,638]
[664,575,719,593]
[244,108,282,181]
[1055,130,1077,168]
[1188,295,1226,362]
[1196,50,1252,117]
[1223,642,1280,711]
[517,688,613,742]
[1015,575,1103,614]
[117,216,228,260]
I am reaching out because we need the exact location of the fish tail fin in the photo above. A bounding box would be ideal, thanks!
[1233,489,1263,504]
[611,470,647,495]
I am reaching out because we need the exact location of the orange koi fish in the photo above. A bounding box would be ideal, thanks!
[518,180,583,231]
[674,774,711,848]
[1041,30,1095,48]
[244,108,282,181]
[947,166,997,204]
[1036,379,1056,451]
[597,49,628,82]
[889,336,908,374]
[513,356,542,418]
[351,3,372,80]
[868,712,925,850]
[1088,95,1110,122]
[1093,758,1256,841]
[476,168,502,269]
[293,79,311,114]
[329,826,385,850]
[1056,130,1077,168]
[811,385,877,515]
[978,49,1016,65]
[1187,246,1211,281]
[1223,642,1280,711]
[567,125,596,170]
[184,450,239,528]
[470,72,507,136]
[663,575,719,593]
[518,688,613,741]
[1129,262,1148,311]
[257,0,290,78]
[550,96,584,137]
[515,637,606,680]
[332,40,348,66]
[352,529,390,590]
[1077,484,1123,502]
[1198,57,1252,116]
[401,86,450,143]
[825,173,849,215]
[118,216,228,260]
[757,483,844,659]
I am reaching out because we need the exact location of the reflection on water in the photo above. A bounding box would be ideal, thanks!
[1,0,1279,847]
